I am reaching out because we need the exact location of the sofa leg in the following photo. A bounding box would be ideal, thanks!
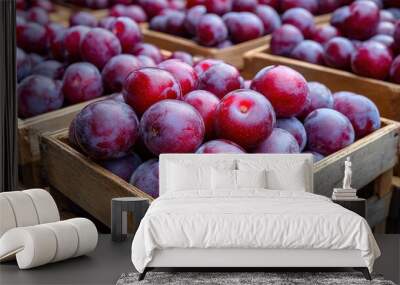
[354,267,371,280]
[138,268,147,281]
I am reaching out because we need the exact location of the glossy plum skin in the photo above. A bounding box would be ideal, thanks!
[80,28,122,69]
[196,139,246,153]
[304,108,355,156]
[137,55,157,67]
[255,5,281,35]
[26,7,49,25]
[280,0,318,14]
[158,59,198,95]
[16,48,32,82]
[271,24,304,56]
[17,75,63,118]
[297,81,333,120]
[291,40,325,65]
[202,0,232,15]
[232,0,257,12]
[131,43,164,64]
[198,63,242,98]
[390,55,400,84]
[323,37,355,70]
[370,34,395,51]
[333,1,380,40]
[377,21,395,36]
[123,67,181,115]
[31,60,65,80]
[62,62,103,104]
[129,159,159,198]
[63,25,91,62]
[184,90,220,138]
[109,4,147,23]
[109,17,142,53]
[253,128,300,154]
[351,42,393,80]
[214,89,276,149]
[99,152,142,181]
[184,5,207,35]
[196,14,228,46]
[223,12,264,43]
[194,58,222,77]
[281,8,315,37]
[74,100,139,160]
[311,25,340,44]
[276,117,306,151]
[140,100,205,155]
[333,91,380,139]
[139,0,169,18]
[109,92,125,103]
[394,21,400,52]
[98,16,116,29]
[102,54,142,93]
[17,22,48,54]
[70,11,98,27]
[169,51,194,65]
[251,65,308,117]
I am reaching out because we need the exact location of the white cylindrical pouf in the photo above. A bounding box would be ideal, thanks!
[1,192,39,227]
[24,189,60,224]
[0,196,17,237]
[65,218,98,257]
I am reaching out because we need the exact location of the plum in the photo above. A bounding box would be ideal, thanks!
[297,81,333,120]
[323,37,355,70]
[99,152,142,181]
[110,17,142,53]
[280,0,318,14]
[214,89,276,149]
[184,90,220,138]
[184,5,207,35]
[251,65,308,117]
[291,40,325,65]
[351,41,393,80]
[390,55,400,84]
[102,54,142,93]
[169,51,194,65]
[109,4,147,23]
[253,128,300,154]
[74,100,139,160]
[18,75,63,118]
[232,0,257,12]
[80,28,122,69]
[196,139,245,153]
[140,99,205,154]
[254,4,281,35]
[310,25,340,44]
[98,16,116,29]
[281,8,315,38]
[32,0,54,11]
[196,13,228,46]
[26,7,49,25]
[139,0,169,18]
[45,22,65,46]
[62,62,103,104]
[194,58,222,77]
[31,60,65,80]
[276,117,306,151]
[70,11,98,27]
[64,25,91,62]
[129,159,159,198]
[17,22,48,54]
[317,0,339,14]
[198,62,242,98]
[259,0,278,9]
[131,43,164,64]
[164,10,188,36]
[304,108,355,156]
[158,59,198,95]
[376,21,395,36]
[108,92,125,103]
[137,55,157,67]
[223,12,264,43]
[270,24,304,56]
[333,91,380,138]
[123,67,181,115]
[16,48,32,82]
[203,0,233,15]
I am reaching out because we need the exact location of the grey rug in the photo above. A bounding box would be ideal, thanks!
[117,272,396,285]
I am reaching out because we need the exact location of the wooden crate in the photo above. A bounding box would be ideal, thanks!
[18,98,103,187]
[41,118,399,228]
[243,46,400,121]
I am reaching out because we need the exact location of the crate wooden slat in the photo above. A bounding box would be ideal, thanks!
[243,46,400,121]
[41,129,154,227]
[41,118,399,228]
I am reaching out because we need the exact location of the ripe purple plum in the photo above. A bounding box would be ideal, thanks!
[137,55,157,67]
[223,12,264,43]
[17,22,48,54]
[169,51,194,65]
[108,93,125,103]
[251,65,308,117]
[129,159,159,198]
[102,54,142,93]
[74,100,139,160]
[18,75,63,118]
[310,25,340,44]
[281,8,315,37]
[376,21,395,36]
[158,59,198,95]
[232,0,257,12]
[110,4,147,23]
[98,16,117,29]
[297,81,333,120]
[254,5,281,35]
[304,108,355,156]
[70,11,98,27]
[64,25,91,62]
[323,37,355,70]
[184,5,207,35]
[139,0,169,18]
[196,139,246,153]
[131,43,164,64]
[109,17,142,53]
[196,14,228,46]
[140,100,205,154]
[194,58,222,77]
[291,40,325,65]
[62,62,103,104]
[80,28,122,69]
[99,152,142,181]
[214,89,276,149]
[276,117,307,151]
[280,0,318,14]
[390,55,400,84]
[31,60,65,80]
[333,91,380,138]
[17,48,32,82]
[253,128,300,154]
[198,62,242,98]
[123,67,181,115]
[271,24,304,56]
[26,7,49,25]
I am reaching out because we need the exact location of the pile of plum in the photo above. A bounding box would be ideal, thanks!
[270,0,400,83]
[68,60,381,198]
[148,0,357,47]
[16,0,194,118]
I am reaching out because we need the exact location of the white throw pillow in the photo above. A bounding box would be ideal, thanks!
[212,168,237,190]
[236,169,267,189]
[267,167,307,191]
[167,163,212,192]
